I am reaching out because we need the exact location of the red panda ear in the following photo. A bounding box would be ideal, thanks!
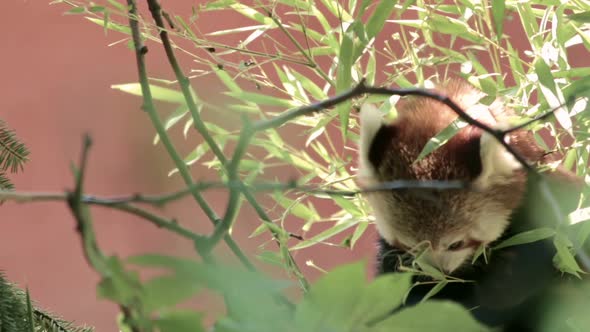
[473,129,522,189]
[358,104,397,182]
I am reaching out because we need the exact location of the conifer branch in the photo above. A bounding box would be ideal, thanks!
[0,120,30,173]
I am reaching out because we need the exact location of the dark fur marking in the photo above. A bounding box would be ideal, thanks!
[368,125,396,169]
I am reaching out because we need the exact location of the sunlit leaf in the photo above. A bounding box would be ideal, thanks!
[112,83,186,103]
[493,227,555,250]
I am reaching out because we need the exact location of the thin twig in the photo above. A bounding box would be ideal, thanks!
[65,136,142,332]
[129,0,251,269]
[144,0,304,284]
[260,5,336,87]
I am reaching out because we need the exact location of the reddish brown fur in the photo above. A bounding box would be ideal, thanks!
[363,80,545,254]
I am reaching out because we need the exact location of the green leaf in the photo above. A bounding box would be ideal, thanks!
[366,1,398,39]
[415,118,468,162]
[295,262,365,331]
[256,251,284,267]
[420,280,448,303]
[154,105,190,144]
[154,310,205,332]
[107,0,127,11]
[568,11,590,23]
[86,17,131,34]
[225,91,296,108]
[66,7,86,14]
[291,216,358,250]
[426,15,478,42]
[350,221,369,248]
[493,227,555,250]
[142,275,201,312]
[349,273,412,324]
[112,83,186,103]
[491,0,506,38]
[273,193,317,221]
[230,3,275,25]
[336,29,354,137]
[97,257,143,306]
[330,195,363,217]
[372,301,488,332]
[553,232,583,277]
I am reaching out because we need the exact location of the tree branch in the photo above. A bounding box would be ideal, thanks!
[127,0,252,269]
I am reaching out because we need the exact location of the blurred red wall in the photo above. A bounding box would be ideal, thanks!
[3,1,589,331]
[1,1,378,330]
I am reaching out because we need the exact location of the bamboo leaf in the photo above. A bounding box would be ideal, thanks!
[112,83,186,103]
[493,227,555,250]
[491,0,506,38]
[366,1,398,39]
[415,118,467,162]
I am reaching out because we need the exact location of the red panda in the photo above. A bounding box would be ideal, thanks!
[357,80,585,330]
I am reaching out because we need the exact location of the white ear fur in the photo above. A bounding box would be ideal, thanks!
[473,125,521,189]
[358,104,384,182]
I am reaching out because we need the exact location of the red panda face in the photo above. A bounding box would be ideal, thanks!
[358,81,535,273]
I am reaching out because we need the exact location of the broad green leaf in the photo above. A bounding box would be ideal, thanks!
[563,76,590,101]
[142,275,201,312]
[349,273,412,324]
[493,227,555,250]
[97,257,143,306]
[127,254,203,281]
[295,262,365,331]
[491,0,506,38]
[154,311,205,332]
[372,301,488,332]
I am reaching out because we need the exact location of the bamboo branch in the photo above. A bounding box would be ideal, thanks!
[127,0,252,269]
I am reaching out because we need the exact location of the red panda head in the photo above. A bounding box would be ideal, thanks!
[358,80,544,273]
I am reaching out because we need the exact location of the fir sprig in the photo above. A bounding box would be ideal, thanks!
[0,272,93,332]
[0,120,29,190]
[0,120,29,173]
